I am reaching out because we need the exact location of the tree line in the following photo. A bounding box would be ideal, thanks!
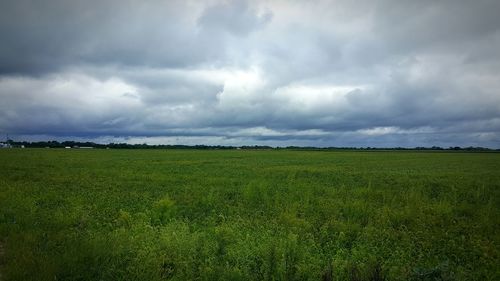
[2,139,498,151]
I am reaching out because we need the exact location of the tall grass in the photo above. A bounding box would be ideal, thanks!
[0,149,499,280]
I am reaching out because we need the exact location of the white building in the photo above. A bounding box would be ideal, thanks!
[0,142,12,148]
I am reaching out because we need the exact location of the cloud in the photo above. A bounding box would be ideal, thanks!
[0,0,499,147]
[197,0,272,36]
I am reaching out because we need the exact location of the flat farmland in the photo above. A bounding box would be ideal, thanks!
[0,149,499,280]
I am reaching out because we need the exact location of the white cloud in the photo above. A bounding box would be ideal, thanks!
[357,127,399,136]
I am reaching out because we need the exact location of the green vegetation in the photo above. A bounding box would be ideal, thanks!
[0,149,499,280]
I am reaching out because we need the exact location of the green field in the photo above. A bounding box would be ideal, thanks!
[0,149,499,280]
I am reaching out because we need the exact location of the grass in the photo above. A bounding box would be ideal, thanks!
[0,149,499,280]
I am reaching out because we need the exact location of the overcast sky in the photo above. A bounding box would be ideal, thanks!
[1,0,499,147]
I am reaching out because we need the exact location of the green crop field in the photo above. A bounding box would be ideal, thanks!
[0,149,499,280]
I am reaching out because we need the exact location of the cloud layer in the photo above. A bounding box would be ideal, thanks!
[1,0,499,147]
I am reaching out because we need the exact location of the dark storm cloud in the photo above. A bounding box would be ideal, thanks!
[372,0,500,52]
[1,0,500,147]
[0,0,219,74]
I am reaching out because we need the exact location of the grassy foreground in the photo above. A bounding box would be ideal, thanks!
[0,149,499,280]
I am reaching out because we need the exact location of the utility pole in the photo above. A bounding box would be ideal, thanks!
[5,133,14,145]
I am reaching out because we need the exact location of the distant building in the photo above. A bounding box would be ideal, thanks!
[0,142,12,148]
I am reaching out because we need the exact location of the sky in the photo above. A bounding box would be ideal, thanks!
[1,0,500,147]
